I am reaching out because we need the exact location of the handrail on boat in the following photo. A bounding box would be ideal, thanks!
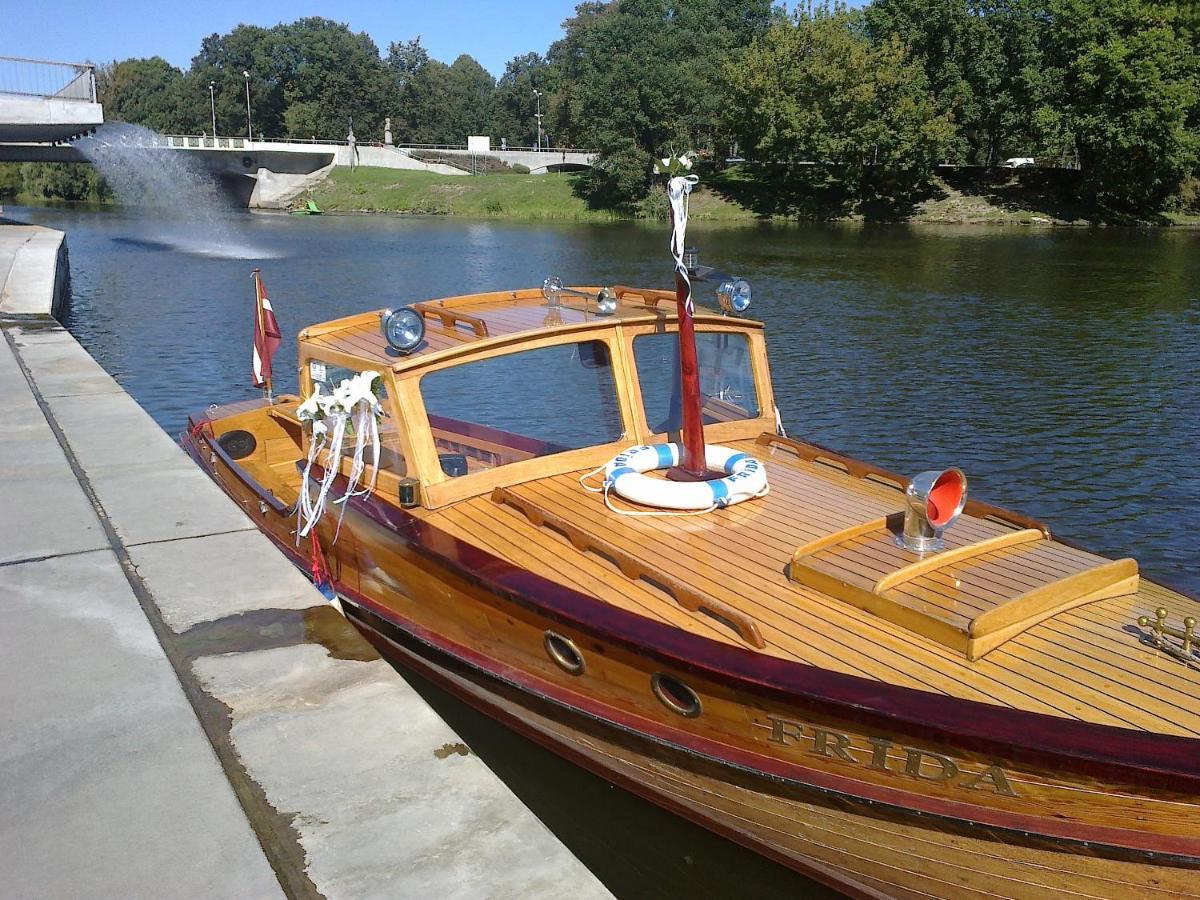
[755,433,1051,537]
[610,285,677,307]
[411,302,490,337]
[491,486,766,649]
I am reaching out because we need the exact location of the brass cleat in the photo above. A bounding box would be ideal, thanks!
[1136,607,1199,666]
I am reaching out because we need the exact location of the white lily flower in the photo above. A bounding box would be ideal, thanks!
[661,157,671,168]
[297,385,324,421]
[681,155,693,169]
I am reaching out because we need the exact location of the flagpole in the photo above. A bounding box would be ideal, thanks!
[252,268,274,403]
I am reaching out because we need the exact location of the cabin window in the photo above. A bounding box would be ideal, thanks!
[633,332,760,433]
[308,363,407,475]
[420,340,624,472]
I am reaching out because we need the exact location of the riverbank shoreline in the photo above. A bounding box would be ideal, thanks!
[298,167,1200,228]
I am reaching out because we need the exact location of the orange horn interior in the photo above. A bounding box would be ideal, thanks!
[926,469,965,528]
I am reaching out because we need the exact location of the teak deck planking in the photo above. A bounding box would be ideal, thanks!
[420,441,1200,738]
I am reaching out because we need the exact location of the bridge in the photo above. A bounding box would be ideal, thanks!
[0,55,103,145]
[0,55,595,207]
[157,135,595,175]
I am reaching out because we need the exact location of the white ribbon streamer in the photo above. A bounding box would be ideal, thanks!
[667,174,700,315]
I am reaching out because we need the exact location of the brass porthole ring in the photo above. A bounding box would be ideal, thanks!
[651,673,702,718]
[543,631,585,676]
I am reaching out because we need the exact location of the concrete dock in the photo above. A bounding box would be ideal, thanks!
[0,223,610,898]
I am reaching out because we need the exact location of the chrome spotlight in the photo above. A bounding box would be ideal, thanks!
[686,250,752,315]
[541,276,619,315]
[897,467,968,554]
[716,278,752,314]
[380,307,425,354]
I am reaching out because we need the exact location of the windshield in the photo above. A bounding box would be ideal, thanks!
[420,340,624,474]
[634,331,760,433]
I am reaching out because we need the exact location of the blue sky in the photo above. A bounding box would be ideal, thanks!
[0,0,587,77]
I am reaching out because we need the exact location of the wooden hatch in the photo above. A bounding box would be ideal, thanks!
[788,514,1139,660]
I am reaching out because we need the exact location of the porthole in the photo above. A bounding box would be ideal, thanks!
[544,631,585,676]
[651,673,702,718]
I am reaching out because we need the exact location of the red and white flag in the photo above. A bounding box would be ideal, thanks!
[251,268,282,390]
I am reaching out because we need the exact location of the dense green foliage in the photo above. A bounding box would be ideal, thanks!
[73,0,1200,216]
[0,163,110,202]
[726,8,954,202]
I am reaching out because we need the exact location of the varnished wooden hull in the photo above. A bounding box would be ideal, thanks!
[347,605,1199,899]
[182,412,1200,898]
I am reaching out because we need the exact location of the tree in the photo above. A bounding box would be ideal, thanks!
[580,136,652,207]
[866,0,986,162]
[1045,0,1197,212]
[268,18,397,140]
[442,55,496,140]
[725,7,954,199]
[491,53,553,146]
[546,0,774,160]
[97,57,186,133]
[186,25,285,138]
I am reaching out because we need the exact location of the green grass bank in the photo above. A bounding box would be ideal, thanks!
[305,169,752,221]
[304,166,1200,227]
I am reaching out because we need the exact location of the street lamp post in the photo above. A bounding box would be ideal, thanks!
[242,70,252,141]
[532,89,543,151]
[208,82,217,138]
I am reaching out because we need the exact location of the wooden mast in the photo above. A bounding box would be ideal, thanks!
[666,183,714,482]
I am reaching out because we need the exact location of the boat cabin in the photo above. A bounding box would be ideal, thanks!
[292,286,778,509]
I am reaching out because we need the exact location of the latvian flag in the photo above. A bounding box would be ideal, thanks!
[252,269,282,388]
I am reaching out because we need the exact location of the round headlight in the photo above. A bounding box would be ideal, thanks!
[595,286,617,316]
[717,278,752,314]
[380,307,425,354]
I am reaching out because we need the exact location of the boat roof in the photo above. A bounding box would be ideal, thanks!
[298,286,761,372]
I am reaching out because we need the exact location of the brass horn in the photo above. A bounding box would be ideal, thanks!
[542,276,617,315]
[898,467,967,553]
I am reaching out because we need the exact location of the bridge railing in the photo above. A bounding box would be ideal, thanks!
[0,55,96,102]
[163,134,249,150]
[158,134,595,155]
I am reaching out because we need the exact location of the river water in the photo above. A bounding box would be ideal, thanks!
[8,202,1200,894]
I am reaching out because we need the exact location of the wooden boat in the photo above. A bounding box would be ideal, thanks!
[183,278,1200,898]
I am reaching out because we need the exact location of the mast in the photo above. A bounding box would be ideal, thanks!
[664,174,714,482]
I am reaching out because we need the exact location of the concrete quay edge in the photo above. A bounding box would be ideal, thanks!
[0,223,610,899]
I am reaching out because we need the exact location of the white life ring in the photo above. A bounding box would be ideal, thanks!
[604,443,768,511]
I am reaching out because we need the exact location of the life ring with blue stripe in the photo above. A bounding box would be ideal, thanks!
[604,444,769,511]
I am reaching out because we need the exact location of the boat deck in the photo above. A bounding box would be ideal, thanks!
[426,436,1200,737]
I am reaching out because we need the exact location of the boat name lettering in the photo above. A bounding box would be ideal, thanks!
[756,715,1018,797]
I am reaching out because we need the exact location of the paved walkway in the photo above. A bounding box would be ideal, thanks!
[0,229,609,898]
